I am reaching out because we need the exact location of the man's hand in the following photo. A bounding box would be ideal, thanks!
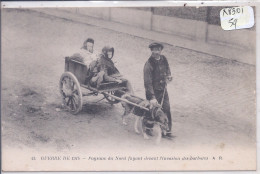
[150,98,158,105]
[166,76,173,83]
[149,98,158,109]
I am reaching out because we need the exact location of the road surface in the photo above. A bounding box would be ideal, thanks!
[2,9,256,157]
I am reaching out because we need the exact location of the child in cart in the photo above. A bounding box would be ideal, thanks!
[71,38,98,65]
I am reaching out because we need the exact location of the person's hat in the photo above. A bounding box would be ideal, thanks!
[149,42,164,50]
[85,38,94,44]
[82,38,94,49]
[102,46,114,58]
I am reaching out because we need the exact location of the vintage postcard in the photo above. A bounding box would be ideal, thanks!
[1,1,257,172]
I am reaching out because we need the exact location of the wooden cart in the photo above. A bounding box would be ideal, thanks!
[59,57,149,114]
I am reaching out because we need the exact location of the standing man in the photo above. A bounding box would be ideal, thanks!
[143,42,173,138]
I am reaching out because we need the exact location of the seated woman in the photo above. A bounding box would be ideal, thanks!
[89,46,134,94]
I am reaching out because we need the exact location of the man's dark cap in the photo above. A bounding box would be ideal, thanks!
[149,42,164,50]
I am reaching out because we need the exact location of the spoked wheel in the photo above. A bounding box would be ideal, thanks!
[59,72,83,114]
[103,91,121,105]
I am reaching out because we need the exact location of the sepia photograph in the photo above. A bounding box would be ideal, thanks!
[1,2,257,171]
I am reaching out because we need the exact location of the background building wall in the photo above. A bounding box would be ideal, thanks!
[59,7,256,65]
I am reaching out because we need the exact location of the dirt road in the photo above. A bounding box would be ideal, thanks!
[2,9,256,155]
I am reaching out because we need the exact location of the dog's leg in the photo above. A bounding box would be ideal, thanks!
[141,117,149,140]
[121,103,130,125]
[122,110,128,125]
[120,96,128,125]
[134,116,140,134]
[122,119,127,125]
[153,124,162,144]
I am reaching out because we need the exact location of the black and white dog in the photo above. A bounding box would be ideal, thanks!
[120,94,169,143]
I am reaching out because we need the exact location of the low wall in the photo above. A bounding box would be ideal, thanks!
[78,8,110,20]
[207,25,256,50]
[55,7,256,65]
[152,14,210,41]
[111,8,152,30]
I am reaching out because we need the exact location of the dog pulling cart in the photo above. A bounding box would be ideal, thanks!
[59,57,149,114]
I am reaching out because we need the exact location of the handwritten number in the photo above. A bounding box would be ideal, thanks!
[232,8,236,15]
[223,7,243,16]
[229,18,238,29]
[228,8,232,15]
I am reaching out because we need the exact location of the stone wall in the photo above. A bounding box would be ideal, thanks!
[59,7,256,65]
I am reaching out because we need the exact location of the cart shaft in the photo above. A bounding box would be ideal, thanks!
[102,92,149,111]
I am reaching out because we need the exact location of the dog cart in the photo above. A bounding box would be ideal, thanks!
[59,57,149,114]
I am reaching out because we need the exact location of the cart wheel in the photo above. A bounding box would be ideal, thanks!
[59,72,83,114]
[104,91,121,105]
